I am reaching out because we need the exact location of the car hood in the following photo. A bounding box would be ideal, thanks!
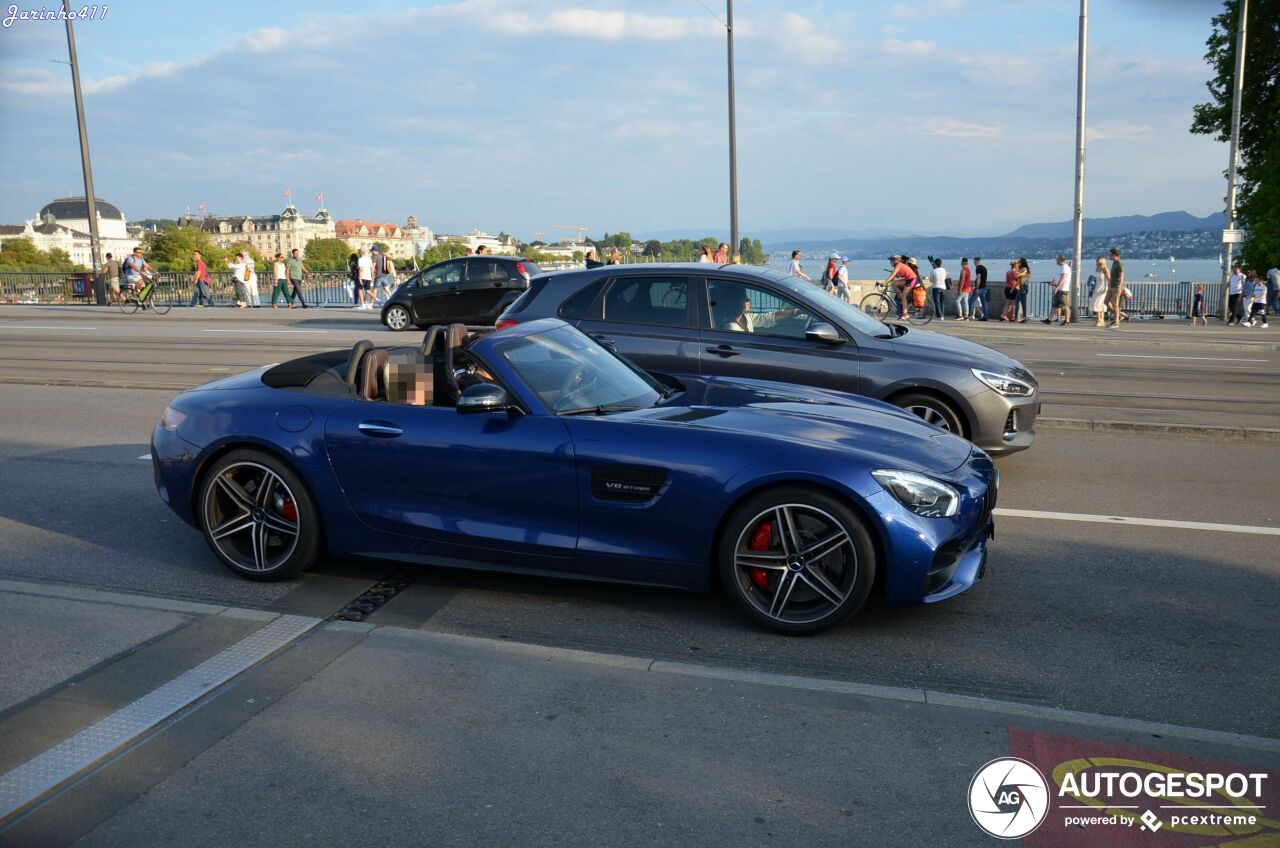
[627,376,977,475]
[888,326,1025,372]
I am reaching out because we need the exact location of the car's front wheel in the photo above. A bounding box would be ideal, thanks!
[893,391,965,436]
[384,304,411,331]
[718,487,876,634]
[199,449,320,581]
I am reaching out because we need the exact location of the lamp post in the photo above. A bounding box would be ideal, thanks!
[1070,0,1088,323]
[1220,0,1248,321]
[63,0,102,281]
[726,0,739,261]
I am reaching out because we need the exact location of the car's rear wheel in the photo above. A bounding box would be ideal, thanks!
[384,304,411,331]
[718,487,876,634]
[893,391,965,436]
[199,449,320,581]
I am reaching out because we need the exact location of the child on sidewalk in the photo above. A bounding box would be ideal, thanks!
[1190,284,1206,326]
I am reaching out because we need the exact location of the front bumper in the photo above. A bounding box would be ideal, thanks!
[967,390,1039,455]
[152,423,202,528]
[871,454,996,606]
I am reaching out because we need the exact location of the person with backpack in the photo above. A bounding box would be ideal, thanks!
[882,255,918,319]
[227,252,252,309]
[347,252,360,306]
[822,253,839,296]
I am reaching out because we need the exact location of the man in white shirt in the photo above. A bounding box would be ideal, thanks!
[1044,255,1072,325]
[836,256,851,302]
[787,250,811,282]
[723,293,799,333]
[1227,264,1245,325]
[356,249,374,309]
[929,258,948,320]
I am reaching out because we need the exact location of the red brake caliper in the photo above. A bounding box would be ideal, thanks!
[748,522,773,588]
[282,497,298,522]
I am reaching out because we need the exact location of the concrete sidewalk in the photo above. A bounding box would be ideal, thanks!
[2,579,1276,847]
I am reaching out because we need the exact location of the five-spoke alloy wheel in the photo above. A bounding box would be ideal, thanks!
[719,487,876,634]
[199,450,320,580]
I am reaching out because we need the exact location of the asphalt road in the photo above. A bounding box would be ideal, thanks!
[1,307,1277,846]
[0,305,1278,430]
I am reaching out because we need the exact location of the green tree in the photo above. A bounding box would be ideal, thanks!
[304,237,354,272]
[737,237,767,265]
[1192,0,1280,269]
[0,237,80,271]
[141,226,229,271]
[643,239,662,257]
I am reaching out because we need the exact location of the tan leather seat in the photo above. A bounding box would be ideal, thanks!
[443,323,470,400]
[356,348,389,400]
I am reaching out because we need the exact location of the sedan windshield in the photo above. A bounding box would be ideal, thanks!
[496,325,661,414]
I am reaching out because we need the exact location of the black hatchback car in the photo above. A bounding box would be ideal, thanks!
[497,264,1040,455]
[381,256,540,330]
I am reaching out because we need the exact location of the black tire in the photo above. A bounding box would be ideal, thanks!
[859,292,892,320]
[118,295,140,315]
[893,391,965,436]
[151,295,171,315]
[718,486,877,634]
[197,449,321,581]
[384,304,411,331]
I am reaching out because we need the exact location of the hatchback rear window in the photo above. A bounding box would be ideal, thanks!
[558,279,606,321]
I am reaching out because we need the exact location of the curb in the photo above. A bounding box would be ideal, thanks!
[937,329,1280,354]
[1039,416,1280,441]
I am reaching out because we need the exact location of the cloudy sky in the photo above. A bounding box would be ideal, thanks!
[0,0,1227,238]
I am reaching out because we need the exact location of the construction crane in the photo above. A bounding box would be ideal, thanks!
[554,224,590,243]
[531,230,546,244]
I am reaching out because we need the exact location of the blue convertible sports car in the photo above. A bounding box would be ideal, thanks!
[152,319,997,634]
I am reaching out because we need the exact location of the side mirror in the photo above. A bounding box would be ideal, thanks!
[805,322,845,345]
[457,383,513,415]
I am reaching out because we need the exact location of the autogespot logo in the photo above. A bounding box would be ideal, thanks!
[968,757,1050,839]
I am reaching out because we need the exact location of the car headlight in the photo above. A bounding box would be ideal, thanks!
[972,368,1035,397]
[871,469,960,518]
[160,406,187,432]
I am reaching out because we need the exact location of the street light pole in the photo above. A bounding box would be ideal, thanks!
[63,0,102,279]
[726,0,739,261]
[1220,0,1248,321]
[1070,0,1088,323]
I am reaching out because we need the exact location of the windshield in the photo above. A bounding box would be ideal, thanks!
[757,268,895,338]
[495,325,661,414]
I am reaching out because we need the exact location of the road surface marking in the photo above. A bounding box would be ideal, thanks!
[201,328,328,334]
[1095,353,1268,362]
[0,613,321,823]
[385,627,1280,754]
[0,324,97,330]
[137,454,150,460]
[994,508,1280,536]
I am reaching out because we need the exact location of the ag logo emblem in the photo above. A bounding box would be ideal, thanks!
[968,757,1050,839]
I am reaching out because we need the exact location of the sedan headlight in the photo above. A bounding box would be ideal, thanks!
[871,469,960,518]
[972,368,1035,397]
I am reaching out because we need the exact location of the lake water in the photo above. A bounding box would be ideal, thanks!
[764,257,1227,284]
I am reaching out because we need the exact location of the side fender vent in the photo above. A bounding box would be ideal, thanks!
[591,465,667,502]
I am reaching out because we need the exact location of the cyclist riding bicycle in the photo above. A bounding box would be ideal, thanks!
[881,255,919,319]
[122,247,157,300]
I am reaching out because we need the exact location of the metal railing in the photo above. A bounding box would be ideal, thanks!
[0,271,380,307]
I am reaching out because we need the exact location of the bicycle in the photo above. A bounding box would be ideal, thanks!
[859,282,933,325]
[118,275,171,315]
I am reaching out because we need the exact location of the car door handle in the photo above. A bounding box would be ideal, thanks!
[706,345,741,357]
[358,421,403,438]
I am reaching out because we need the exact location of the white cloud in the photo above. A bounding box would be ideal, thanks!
[489,9,718,40]
[1086,122,1154,142]
[920,118,1004,139]
[889,0,966,20]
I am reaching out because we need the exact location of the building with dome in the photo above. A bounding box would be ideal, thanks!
[0,196,144,266]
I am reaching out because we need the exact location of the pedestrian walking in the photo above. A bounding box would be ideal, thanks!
[356,248,373,309]
[1043,255,1071,324]
[1015,258,1031,322]
[972,256,989,320]
[1242,272,1270,328]
[698,244,713,263]
[1226,264,1245,326]
[788,250,811,282]
[956,257,973,320]
[371,246,395,304]
[822,253,839,295]
[584,248,603,269]
[240,252,260,306]
[713,243,728,264]
[475,245,489,255]
[228,252,252,308]
[1087,256,1110,326]
[1001,261,1019,322]
[608,248,622,265]
[1190,283,1207,326]
[347,252,360,306]
[270,253,292,308]
[287,248,309,308]
[1268,263,1280,313]
[190,250,213,307]
[1107,248,1127,327]
[836,256,851,302]
[102,252,121,304]
[929,258,948,320]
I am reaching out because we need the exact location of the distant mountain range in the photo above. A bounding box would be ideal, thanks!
[1001,211,1225,239]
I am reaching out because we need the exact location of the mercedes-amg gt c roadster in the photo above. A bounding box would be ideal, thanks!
[152,319,996,633]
